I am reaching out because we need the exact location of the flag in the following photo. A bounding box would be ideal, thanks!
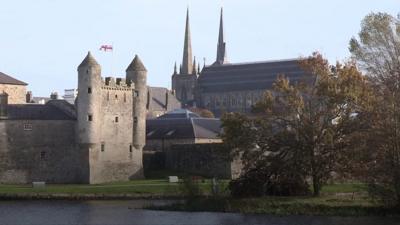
[99,45,113,52]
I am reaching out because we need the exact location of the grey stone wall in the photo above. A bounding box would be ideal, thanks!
[0,84,26,104]
[171,74,197,105]
[0,120,81,184]
[165,143,242,179]
[86,86,143,184]
[199,90,265,117]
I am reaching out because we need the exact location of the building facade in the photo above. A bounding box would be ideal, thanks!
[0,72,27,104]
[171,9,310,117]
[0,52,147,184]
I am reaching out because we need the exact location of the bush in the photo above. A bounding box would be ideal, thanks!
[229,167,310,197]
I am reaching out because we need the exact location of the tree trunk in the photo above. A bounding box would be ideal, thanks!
[312,174,320,196]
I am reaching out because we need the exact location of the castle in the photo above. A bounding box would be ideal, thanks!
[172,9,308,117]
[0,52,147,184]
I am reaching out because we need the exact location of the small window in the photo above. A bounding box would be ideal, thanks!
[88,87,92,94]
[115,117,119,123]
[24,123,33,131]
[107,91,110,101]
[101,143,105,152]
[134,90,139,97]
[88,114,93,121]
[115,94,118,99]
[134,117,138,123]
[124,93,127,102]
[40,151,46,160]
[129,145,133,153]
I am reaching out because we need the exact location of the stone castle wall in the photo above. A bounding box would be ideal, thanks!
[0,120,81,184]
[87,81,143,183]
[0,84,26,104]
[165,143,242,179]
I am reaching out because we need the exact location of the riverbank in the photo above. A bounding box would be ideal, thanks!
[148,195,399,216]
[1,181,398,216]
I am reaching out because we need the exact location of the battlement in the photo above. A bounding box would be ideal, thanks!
[102,77,135,91]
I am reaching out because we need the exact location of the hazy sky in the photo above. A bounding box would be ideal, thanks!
[0,0,398,97]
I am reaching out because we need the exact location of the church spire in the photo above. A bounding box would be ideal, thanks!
[215,8,228,65]
[181,8,193,74]
[173,62,177,75]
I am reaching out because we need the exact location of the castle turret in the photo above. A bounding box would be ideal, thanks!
[126,55,147,149]
[77,51,102,146]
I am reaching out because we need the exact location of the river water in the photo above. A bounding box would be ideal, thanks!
[0,200,398,225]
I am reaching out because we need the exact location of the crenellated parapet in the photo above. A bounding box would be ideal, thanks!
[102,77,135,91]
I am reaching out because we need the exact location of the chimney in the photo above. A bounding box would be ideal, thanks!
[50,92,58,100]
[26,91,33,103]
[165,90,169,110]
[0,92,9,118]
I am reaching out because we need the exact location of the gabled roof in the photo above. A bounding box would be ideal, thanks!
[146,109,221,140]
[158,108,199,119]
[147,86,181,113]
[0,72,27,86]
[3,100,76,120]
[198,59,311,93]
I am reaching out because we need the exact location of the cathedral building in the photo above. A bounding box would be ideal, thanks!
[172,8,309,117]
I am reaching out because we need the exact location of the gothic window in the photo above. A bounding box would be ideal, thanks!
[87,87,92,94]
[134,90,139,97]
[101,143,105,152]
[107,91,109,101]
[129,145,133,153]
[115,117,119,123]
[88,114,93,121]
[115,94,118,99]
[124,93,127,102]
[134,117,138,123]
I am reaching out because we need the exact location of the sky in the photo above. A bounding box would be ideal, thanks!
[0,0,398,97]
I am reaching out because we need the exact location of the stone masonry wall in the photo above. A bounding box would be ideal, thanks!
[0,120,81,184]
[87,86,142,184]
[0,84,26,104]
[166,143,242,179]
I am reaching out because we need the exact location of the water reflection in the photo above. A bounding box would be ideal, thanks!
[0,200,398,225]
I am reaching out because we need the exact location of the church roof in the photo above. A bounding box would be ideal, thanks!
[4,100,76,120]
[198,59,311,93]
[0,72,27,86]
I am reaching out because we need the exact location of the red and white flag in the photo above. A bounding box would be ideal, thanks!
[99,44,113,52]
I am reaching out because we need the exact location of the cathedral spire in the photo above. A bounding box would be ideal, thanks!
[181,8,193,74]
[215,8,228,65]
[192,56,197,74]
[174,62,177,75]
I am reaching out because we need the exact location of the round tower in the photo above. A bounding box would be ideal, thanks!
[77,51,102,145]
[126,55,147,149]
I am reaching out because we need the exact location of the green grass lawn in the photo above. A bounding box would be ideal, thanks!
[0,179,228,195]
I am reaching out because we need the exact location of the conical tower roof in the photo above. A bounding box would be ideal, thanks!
[126,55,147,72]
[78,51,100,68]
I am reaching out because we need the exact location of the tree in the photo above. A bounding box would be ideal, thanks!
[350,12,400,207]
[222,53,369,196]
[188,107,215,118]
